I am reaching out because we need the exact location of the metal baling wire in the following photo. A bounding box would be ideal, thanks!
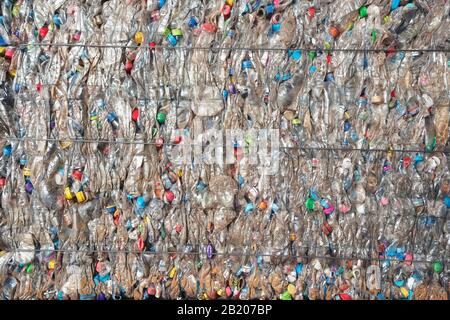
[6,248,449,264]
[5,135,450,154]
[8,42,450,52]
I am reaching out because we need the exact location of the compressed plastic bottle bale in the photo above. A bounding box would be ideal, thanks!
[0,0,449,300]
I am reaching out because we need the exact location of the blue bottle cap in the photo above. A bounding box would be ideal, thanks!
[245,203,254,213]
[0,34,7,47]
[188,17,198,28]
[295,263,303,275]
[344,120,351,132]
[222,89,229,99]
[309,65,317,74]
[241,60,252,69]
[158,0,166,9]
[288,49,302,61]
[167,34,177,46]
[444,195,450,208]
[271,202,279,213]
[271,23,281,33]
[237,174,244,187]
[310,188,319,201]
[3,144,12,157]
[196,181,207,190]
[265,4,274,15]
[320,198,330,208]
[107,112,117,123]
[136,196,146,209]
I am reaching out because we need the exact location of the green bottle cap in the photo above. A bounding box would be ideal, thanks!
[359,6,368,18]
[25,263,34,273]
[152,126,158,137]
[280,291,292,300]
[308,51,317,60]
[292,118,301,126]
[306,198,315,210]
[156,112,166,124]
[433,261,443,273]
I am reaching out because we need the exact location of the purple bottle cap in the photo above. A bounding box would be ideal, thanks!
[206,243,214,259]
[25,181,34,194]
[97,292,106,300]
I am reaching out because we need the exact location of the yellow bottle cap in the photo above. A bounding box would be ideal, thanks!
[169,267,177,278]
[287,284,296,296]
[64,187,73,200]
[135,32,144,45]
[23,168,31,177]
[48,260,55,270]
[9,69,16,77]
[400,287,409,298]
[60,141,72,149]
[75,191,86,203]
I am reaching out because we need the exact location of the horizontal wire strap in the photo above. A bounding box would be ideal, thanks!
[3,136,449,154]
[2,42,449,52]
[4,248,448,264]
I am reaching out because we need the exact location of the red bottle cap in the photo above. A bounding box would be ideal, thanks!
[131,107,139,122]
[5,48,15,60]
[222,5,231,17]
[125,60,133,74]
[0,177,6,187]
[155,137,164,148]
[72,170,83,181]
[39,26,49,39]
[308,7,315,18]
[165,190,175,203]
[173,135,182,144]
[202,23,217,33]
[403,157,412,168]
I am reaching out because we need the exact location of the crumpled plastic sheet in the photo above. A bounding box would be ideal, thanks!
[0,0,449,300]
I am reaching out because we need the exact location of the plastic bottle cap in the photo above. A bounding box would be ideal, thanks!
[222,5,231,16]
[156,112,166,124]
[171,28,183,37]
[306,198,315,210]
[39,26,49,39]
[165,190,175,203]
[3,144,12,156]
[48,260,55,270]
[329,26,340,38]
[125,60,133,73]
[287,284,296,296]
[64,187,73,200]
[135,32,144,44]
[359,6,368,18]
[288,49,302,61]
[308,51,317,60]
[25,181,34,194]
[75,191,86,203]
[280,291,292,300]
[72,170,83,181]
[131,107,139,122]
[136,196,146,208]
[433,261,443,273]
[173,136,182,144]
[5,48,15,60]
[202,23,217,33]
